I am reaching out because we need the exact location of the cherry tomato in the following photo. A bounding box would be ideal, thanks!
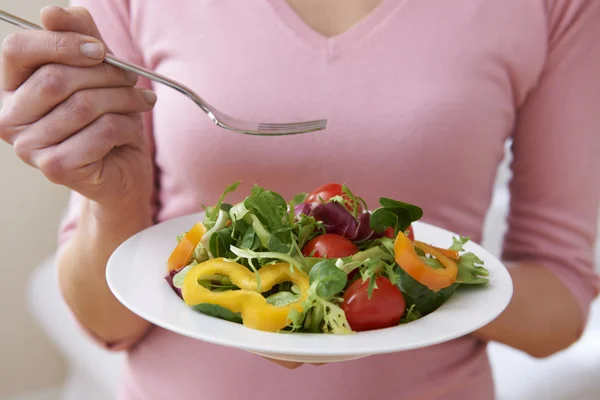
[306,183,345,203]
[301,234,359,258]
[384,225,415,242]
[305,183,360,212]
[341,276,406,332]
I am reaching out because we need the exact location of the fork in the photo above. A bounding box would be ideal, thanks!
[0,9,327,136]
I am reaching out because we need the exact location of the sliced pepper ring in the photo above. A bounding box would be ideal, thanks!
[394,233,458,292]
[182,258,310,332]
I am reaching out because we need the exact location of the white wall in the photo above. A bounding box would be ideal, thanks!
[0,1,70,398]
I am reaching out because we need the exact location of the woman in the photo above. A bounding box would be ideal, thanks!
[1,1,598,399]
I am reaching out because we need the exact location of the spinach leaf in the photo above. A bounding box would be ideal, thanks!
[370,198,423,234]
[192,303,242,324]
[240,226,261,250]
[267,235,291,254]
[370,208,411,233]
[209,227,236,258]
[378,198,423,221]
[308,260,347,300]
[244,185,289,231]
[266,291,300,307]
[396,267,458,316]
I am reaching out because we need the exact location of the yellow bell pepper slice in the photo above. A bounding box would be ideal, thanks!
[182,258,310,332]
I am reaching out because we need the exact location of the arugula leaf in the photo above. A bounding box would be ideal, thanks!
[266,291,300,307]
[295,214,323,248]
[309,260,347,300]
[449,236,470,251]
[192,303,243,324]
[455,252,489,284]
[342,184,368,217]
[400,304,421,323]
[204,181,240,229]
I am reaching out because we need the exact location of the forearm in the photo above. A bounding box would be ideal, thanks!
[56,198,153,344]
[472,263,583,358]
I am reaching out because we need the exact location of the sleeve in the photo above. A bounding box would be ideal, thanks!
[502,0,600,332]
[57,0,158,351]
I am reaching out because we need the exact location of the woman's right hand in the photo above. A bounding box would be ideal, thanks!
[0,6,157,213]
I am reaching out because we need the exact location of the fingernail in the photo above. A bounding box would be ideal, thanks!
[81,42,104,59]
[142,90,157,105]
[125,70,138,83]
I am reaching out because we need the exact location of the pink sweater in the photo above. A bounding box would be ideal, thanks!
[59,1,600,399]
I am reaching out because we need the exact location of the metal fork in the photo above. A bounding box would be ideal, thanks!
[0,9,327,136]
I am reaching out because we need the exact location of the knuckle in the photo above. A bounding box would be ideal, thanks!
[35,64,66,98]
[48,33,73,58]
[65,91,94,119]
[97,114,120,140]
[13,137,32,162]
[1,33,26,62]
[38,150,68,184]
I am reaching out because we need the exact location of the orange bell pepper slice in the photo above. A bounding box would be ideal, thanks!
[429,245,459,260]
[167,222,206,272]
[394,233,458,292]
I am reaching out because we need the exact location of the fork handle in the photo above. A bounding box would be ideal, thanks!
[0,9,206,110]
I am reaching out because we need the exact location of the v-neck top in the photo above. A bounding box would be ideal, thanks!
[59,0,600,399]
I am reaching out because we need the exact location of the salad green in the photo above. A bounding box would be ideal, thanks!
[165,182,490,334]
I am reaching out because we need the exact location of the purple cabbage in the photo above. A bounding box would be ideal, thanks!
[165,268,183,299]
[295,202,384,243]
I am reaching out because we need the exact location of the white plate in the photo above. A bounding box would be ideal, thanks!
[107,212,513,363]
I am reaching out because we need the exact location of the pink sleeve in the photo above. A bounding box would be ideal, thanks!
[502,0,600,331]
[57,0,157,351]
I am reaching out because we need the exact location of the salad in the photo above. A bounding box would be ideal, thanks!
[165,182,490,334]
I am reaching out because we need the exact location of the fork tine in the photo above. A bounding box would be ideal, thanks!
[258,121,327,130]
[258,120,327,128]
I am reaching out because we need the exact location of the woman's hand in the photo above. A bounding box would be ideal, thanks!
[0,6,156,214]
[0,6,157,345]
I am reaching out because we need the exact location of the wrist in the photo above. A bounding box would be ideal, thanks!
[78,198,154,248]
[88,199,153,227]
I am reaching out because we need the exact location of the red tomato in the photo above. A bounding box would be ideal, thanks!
[302,234,359,258]
[305,183,360,212]
[306,183,345,203]
[341,276,406,332]
[384,225,415,242]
